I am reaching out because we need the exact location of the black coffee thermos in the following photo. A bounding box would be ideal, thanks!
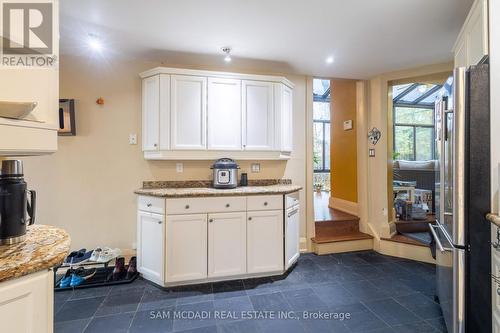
[0,160,36,245]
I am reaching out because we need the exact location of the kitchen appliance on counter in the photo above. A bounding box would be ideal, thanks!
[430,62,491,333]
[0,160,36,245]
[211,158,239,189]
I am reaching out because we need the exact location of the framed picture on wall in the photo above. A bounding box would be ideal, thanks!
[58,99,76,136]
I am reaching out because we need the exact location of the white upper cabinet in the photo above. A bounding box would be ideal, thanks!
[242,80,275,151]
[275,83,293,153]
[453,0,488,68]
[140,67,294,159]
[207,78,242,150]
[142,75,160,151]
[171,75,207,150]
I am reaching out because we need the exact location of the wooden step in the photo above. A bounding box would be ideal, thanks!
[315,219,359,237]
[312,232,374,255]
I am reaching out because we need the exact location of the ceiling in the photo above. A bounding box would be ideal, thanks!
[60,0,473,79]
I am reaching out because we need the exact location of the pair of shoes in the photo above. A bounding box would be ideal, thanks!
[64,248,92,264]
[89,247,121,263]
[108,256,137,281]
[58,267,97,288]
[70,268,97,287]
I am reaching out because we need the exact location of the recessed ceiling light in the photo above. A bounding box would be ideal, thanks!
[325,56,334,64]
[222,47,232,63]
[87,33,102,52]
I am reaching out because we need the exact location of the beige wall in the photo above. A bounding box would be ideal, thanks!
[330,79,358,203]
[361,62,453,242]
[22,55,307,250]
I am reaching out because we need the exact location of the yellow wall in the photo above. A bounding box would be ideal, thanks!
[21,55,307,250]
[330,79,358,203]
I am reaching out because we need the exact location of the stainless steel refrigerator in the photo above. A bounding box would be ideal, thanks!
[431,62,491,333]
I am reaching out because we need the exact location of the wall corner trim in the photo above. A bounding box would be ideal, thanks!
[329,197,359,216]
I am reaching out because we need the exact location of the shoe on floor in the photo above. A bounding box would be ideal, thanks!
[92,247,121,263]
[108,257,126,281]
[126,256,137,280]
[59,269,72,288]
[64,248,86,264]
[69,268,97,287]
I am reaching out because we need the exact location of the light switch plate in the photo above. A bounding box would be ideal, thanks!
[176,163,183,173]
[251,163,261,173]
[369,148,375,157]
[343,120,353,130]
[128,133,137,145]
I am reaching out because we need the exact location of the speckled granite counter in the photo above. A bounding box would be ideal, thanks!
[135,184,302,198]
[0,225,70,283]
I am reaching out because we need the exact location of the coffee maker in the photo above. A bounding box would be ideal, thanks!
[0,160,36,245]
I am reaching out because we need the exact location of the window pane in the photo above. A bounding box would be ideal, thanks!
[395,126,414,160]
[415,127,434,160]
[313,102,330,120]
[324,123,330,170]
[313,122,324,170]
[395,107,433,125]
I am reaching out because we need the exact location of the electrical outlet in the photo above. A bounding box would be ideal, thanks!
[369,148,376,157]
[251,163,261,173]
[176,163,183,173]
[129,133,137,145]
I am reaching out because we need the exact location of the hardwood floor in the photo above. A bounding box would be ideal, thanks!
[313,191,372,245]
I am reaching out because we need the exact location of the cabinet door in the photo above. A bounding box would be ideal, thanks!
[0,270,53,333]
[285,206,300,269]
[466,0,488,66]
[247,210,284,273]
[278,84,293,152]
[207,77,242,150]
[137,211,165,284]
[242,80,274,150]
[166,214,208,282]
[159,74,171,150]
[142,75,160,151]
[171,75,207,150]
[208,212,246,277]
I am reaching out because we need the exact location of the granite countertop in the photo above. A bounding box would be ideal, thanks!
[0,225,70,283]
[135,184,302,198]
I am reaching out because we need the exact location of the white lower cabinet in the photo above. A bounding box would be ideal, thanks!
[137,211,165,285]
[137,194,297,286]
[0,270,53,333]
[165,214,208,283]
[208,212,246,277]
[247,210,284,273]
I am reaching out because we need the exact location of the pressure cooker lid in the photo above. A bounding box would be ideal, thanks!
[212,158,239,169]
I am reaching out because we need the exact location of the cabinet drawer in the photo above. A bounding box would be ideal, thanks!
[166,197,246,215]
[247,195,283,211]
[138,196,165,214]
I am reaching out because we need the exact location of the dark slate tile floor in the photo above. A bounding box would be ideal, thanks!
[54,250,446,333]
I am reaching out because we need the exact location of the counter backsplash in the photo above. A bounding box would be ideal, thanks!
[142,179,293,189]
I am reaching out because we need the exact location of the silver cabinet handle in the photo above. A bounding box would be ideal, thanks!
[153,143,158,147]
[248,217,252,221]
[264,202,268,206]
[185,205,190,209]
[225,204,230,208]
[209,219,214,223]
[146,203,152,207]
[429,224,452,253]
[287,208,299,218]
[157,221,162,224]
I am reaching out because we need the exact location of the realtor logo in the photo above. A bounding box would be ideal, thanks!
[2,2,53,54]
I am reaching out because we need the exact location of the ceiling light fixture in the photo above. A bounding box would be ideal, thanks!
[325,56,334,64]
[87,33,102,52]
[222,47,232,62]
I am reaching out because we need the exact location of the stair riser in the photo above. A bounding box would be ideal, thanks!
[315,220,359,237]
[313,239,373,255]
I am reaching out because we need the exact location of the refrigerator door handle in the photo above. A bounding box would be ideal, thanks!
[429,224,453,253]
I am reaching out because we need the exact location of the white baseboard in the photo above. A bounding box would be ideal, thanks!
[329,197,359,216]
